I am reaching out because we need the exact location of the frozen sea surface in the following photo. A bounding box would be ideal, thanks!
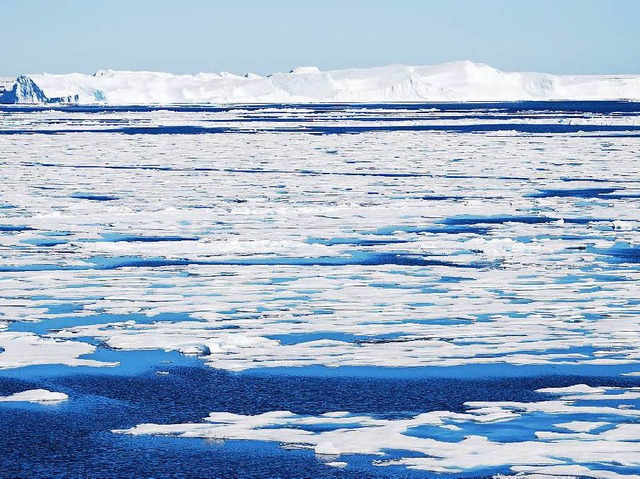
[1,102,640,478]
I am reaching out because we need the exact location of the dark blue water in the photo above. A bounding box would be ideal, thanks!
[71,193,120,201]
[3,100,640,114]
[1,366,637,479]
[98,233,200,243]
[594,244,640,263]
[4,123,640,136]
[527,187,621,198]
[1,101,639,137]
[0,225,35,232]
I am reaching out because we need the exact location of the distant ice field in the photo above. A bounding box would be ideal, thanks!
[1,102,640,478]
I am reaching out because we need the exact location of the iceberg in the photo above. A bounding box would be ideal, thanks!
[0,75,49,103]
[0,75,78,104]
[1,61,640,105]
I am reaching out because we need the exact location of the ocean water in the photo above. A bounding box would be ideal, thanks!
[1,102,640,478]
[1,368,637,479]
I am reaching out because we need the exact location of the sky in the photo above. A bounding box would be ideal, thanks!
[1,0,639,77]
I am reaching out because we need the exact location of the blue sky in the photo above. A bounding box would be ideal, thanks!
[2,0,639,76]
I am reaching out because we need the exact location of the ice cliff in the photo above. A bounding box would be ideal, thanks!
[0,75,78,104]
[1,61,639,104]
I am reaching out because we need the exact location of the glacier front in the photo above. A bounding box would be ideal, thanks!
[1,61,640,104]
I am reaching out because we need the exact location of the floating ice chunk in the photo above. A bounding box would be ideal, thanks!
[0,389,68,403]
[180,344,211,356]
[315,441,340,456]
[613,220,635,231]
[0,332,117,369]
[536,384,606,395]
[322,411,351,418]
[554,421,609,432]
[599,423,640,441]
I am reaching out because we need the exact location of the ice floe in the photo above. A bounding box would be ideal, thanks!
[0,331,117,369]
[0,388,68,403]
[115,384,640,478]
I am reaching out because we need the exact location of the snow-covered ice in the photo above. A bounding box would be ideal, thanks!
[2,61,640,104]
[0,388,68,403]
[2,104,639,374]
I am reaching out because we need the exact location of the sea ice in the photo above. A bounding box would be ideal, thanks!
[1,103,640,476]
[1,105,639,374]
[0,388,68,403]
[115,384,640,478]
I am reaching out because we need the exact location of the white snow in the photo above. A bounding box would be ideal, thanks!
[0,77,14,92]
[12,61,640,104]
[0,388,68,403]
